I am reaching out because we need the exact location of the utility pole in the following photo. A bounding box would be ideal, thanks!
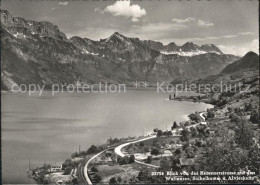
[79,145,81,154]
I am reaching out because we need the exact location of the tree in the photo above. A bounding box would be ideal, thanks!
[137,170,149,181]
[139,142,145,147]
[87,145,98,154]
[63,159,72,169]
[129,154,135,163]
[109,177,117,184]
[207,111,215,119]
[196,125,207,137]
[156,130,163,137]
[182,142,190,150]
[63,166,73,175]
[172,158,181,171]
[180,128,190,141]
[117,177,122,183]
[117,156,129,165]
[146,156,152,163]
[151,148,160,156]
[188,113,201,122]
[175,148,181,155]
[190,127,198,137]
[171,121,178,130]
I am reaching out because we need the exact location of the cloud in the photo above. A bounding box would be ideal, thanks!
[172,17,196,23]
[205,32,254,40]
[206,34,239,40]
[222,35,237,38]
[135,22,186,33]
[58,2,69,6]
[218,39,259,56]
[172,17,214,27]
[51,7,58,10]
[104,1,146,22]
[197,20,214,27]
[238,32,255,35]
[206,36,220,40]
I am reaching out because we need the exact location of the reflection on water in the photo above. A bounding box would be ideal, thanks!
[2,90,213,183]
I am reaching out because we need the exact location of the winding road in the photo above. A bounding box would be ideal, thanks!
[114,112,207,168]
[81,112,207,184]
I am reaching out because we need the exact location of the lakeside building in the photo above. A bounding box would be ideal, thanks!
[50,162,63,173]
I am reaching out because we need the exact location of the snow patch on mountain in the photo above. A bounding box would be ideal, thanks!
[161,50,222,56]
[82,48,99,55]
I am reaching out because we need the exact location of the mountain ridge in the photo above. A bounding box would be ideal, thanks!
[221,51,259,74]
[1,9,241,90]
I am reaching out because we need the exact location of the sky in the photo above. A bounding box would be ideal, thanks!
[2,0,259,56]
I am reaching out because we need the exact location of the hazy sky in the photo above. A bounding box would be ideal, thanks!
[2,0,259,56]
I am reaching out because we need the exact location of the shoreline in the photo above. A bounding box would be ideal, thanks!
[28,96,213,184]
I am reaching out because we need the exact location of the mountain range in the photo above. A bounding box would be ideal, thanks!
[1,9,242,89]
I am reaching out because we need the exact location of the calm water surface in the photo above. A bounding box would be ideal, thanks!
[2,90,213,183]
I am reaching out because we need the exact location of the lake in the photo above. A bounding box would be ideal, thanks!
[1,89,213,183]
